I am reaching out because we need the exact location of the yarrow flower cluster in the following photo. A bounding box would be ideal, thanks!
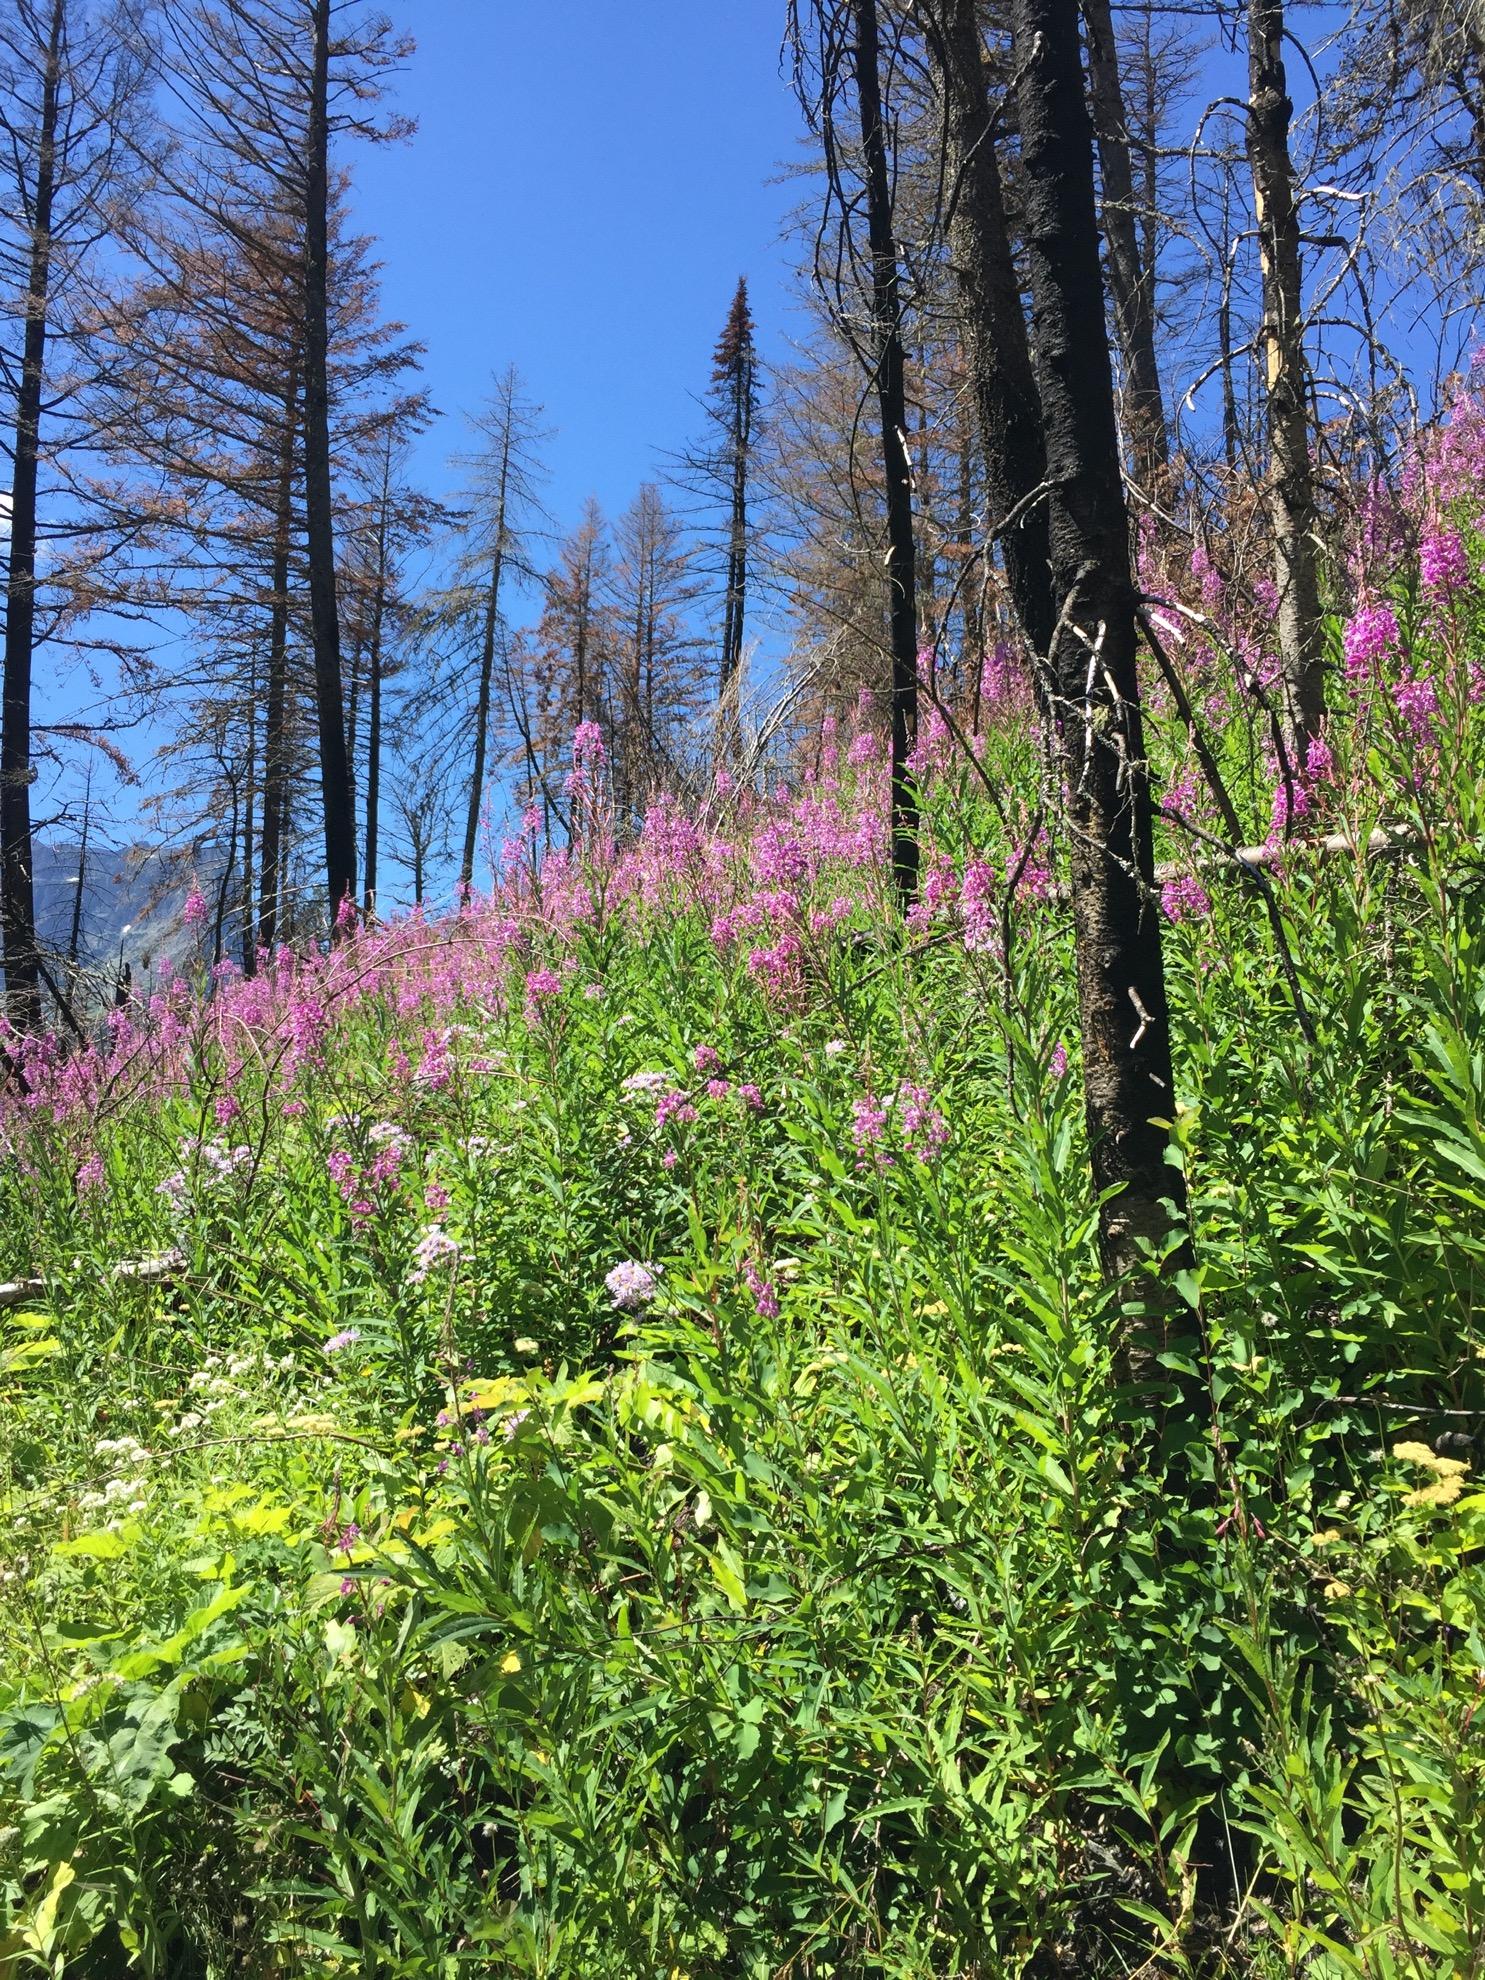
[606,1260,658,1311]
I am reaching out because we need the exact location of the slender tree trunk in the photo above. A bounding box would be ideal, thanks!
[1,0,63,1034]
[955,413,983,678]
[925,0,1055,661]
[459,450,509,894]
[850,0,920,913]
[1246,0,1324,770]
[302,0,356,922]
[1082,0,1169,485]
[722,365,750,694]
[363,530,387,915]
[718,371,750,755]
[1012,0,1187,1285]
[258,364,297,956]
[241,679,256,974]
[212,781,238,968]
[68,762,92,968]
[345,628,362,817]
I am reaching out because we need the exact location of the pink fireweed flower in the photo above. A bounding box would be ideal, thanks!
[899,1084,949,1161]
[572,720,607,768]
[737,1083,764,1113]
[1161,872,1213,923]
[287,994,329,1069]
[182,885,208,930]
[744,1259,780,1320]
[606,1260,657,1311]
[1049,1042,1068,1080]
[693,1044,721,1074]
[706,1077,731,1101]
[1394,672,1439,744]
[76,1153,105,1194]
[1420,528,1471,595]
[1342,602,1399,680]
[1160,769,1200,822]
[213,1094,241,1127]
[851,1092,891,1169]
[1268,773,1311,844]
[1304,735,1335,783]
[524,967,562,1021]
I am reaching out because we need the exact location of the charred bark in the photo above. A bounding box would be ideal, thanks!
[1082,0,1169,486]
[302,0,356,924]
[850,0,920,913]
[257,362,297,956]
[1,0,63,1033]
[459,450,509,895]
[921,0,1056,661]
[1246,0,1324,770]
[1012,0,1187,1285]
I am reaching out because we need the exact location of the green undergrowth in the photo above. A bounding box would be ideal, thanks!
[3,646,1485,1972]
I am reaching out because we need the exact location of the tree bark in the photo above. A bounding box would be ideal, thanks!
[1246,0,1324,771]
[257,361,297,956]
[924,0,1056,660]
[850,0,920,914]
[1082,0,1169,486]
[1,0,63,1034]
[1012,0,1187,1284]
[459,447,509,895]
[363,495,388,915]
[68,763,91,968]
[302,0,357,923]
[241,679,256,973]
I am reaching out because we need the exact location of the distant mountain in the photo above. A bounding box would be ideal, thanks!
[33,841,203,981]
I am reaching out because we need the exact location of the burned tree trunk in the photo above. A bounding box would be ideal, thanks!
[459,454,508,896]
[1246,0,1324,771]
[850,0,920,913]
[301,0,356,924]
[257,362,297,956]
[1,0,63,1034]
[1082,0,1169,487]
[1012,0,1187,1284]
[922,0,1055,659]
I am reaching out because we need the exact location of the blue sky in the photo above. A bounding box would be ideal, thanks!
[354,1,807,536]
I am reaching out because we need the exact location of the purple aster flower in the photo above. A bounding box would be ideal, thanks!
[605,1260,658,1311]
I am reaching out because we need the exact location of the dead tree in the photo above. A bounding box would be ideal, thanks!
[1011,0,1188,1284]
[1246,0,1324,770]
[1082,0,1170,485]
[916,0,1055,658]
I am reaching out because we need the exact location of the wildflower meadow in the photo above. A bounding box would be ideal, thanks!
[3,380,1485,1975]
